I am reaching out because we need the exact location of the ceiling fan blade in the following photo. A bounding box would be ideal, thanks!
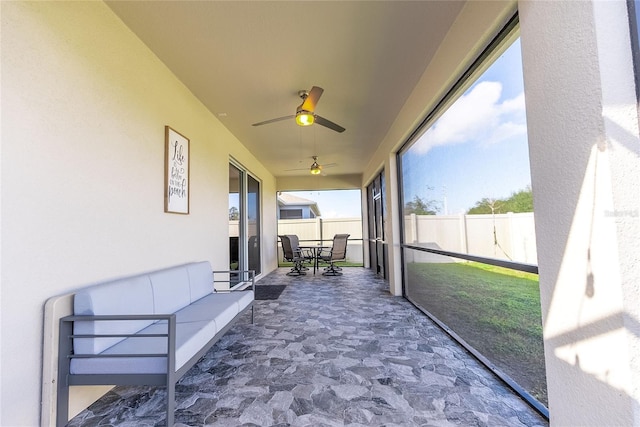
[283,167,310,172]
[285,157,338,173]
[252,115,295,127]
[300,86,324,112]
[314,115,346,133]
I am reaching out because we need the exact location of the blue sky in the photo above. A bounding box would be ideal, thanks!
[402,38,531,214]
[285,189,362,218]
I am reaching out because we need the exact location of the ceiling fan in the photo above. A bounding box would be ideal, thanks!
[252,86,346,133]
[285,156,337,175]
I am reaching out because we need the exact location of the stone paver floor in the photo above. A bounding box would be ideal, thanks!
[68,267,548,427]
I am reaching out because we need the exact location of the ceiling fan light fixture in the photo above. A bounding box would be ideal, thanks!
[310,161,322,175]
[296,111,314,126]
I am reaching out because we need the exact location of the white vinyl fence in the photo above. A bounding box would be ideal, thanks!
[404,212,538,265]
[234,213,537,267]
[277,217,364,264]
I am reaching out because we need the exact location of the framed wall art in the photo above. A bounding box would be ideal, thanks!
[164,126,190,214]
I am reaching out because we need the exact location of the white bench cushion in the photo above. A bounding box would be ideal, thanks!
[70,290,253,375]
[186,262,214,302]
[201,290,254,314]
[149,266,191,314]
[73,275,154,355]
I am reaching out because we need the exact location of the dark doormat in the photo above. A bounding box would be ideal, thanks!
[255,285,286,300]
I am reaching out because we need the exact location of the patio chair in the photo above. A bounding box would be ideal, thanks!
[287,234,314,269]
[317,234,350,276]
[280,235,306,276]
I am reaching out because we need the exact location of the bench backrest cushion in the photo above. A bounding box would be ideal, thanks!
[74,275,155,355]
[149,266,191,314]
[186,261,214,303]
[72,261,215,356]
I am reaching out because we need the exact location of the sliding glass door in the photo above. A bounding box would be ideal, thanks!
[229,162,261,279]
[366,171,387,279]
[247,175,261,274]
[228,164,242,273]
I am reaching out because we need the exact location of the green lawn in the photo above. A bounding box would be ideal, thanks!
[279,260,363,268]
[407,261,547,406]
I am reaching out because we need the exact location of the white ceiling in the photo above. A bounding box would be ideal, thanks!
[106,1,466,179]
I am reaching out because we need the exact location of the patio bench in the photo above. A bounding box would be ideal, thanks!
[55,261,254,427]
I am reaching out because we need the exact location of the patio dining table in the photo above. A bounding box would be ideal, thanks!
[299,245,331,274]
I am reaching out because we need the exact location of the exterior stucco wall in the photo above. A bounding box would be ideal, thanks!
[520,0,640,424]
[0,2,277,425]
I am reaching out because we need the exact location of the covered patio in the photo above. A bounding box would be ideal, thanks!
[3,1,639,426]
[67,268,546,427]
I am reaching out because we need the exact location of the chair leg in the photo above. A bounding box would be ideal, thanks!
[286,260,306,276]
[296,261,306,275]
[322,262,343,276]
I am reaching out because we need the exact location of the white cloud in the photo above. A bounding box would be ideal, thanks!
[413,81,526,155]
[486,121,528,146]
[501,91,526,113]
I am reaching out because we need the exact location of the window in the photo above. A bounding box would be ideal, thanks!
[398,17,547,414]
[280,209,303,219]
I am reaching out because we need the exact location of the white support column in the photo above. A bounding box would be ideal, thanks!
[520,0,640,424]
[386,155,403,296]
[361,186,370,269]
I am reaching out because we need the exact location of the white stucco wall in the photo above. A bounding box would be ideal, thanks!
[0,2,277,425]
[520,0,640,425]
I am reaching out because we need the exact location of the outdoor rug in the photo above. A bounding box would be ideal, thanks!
[254,284,286,300]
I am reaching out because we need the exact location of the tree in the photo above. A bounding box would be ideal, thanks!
[502,186,534,213]
[467,186,533,215]
[404,195,440,215]
[467,197,501,215]
[229,206,239,220]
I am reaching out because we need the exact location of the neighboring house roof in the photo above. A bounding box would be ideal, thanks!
[277,193,322,217]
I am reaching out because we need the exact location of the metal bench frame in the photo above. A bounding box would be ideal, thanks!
[56,270,254,426]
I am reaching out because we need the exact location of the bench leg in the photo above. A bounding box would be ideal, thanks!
[166,387,175,426]
[57,319,72,426]
[166,376,175,426]
[56,384,69,427]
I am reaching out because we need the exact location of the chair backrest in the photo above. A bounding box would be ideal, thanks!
[279,235,294,261]
[287,234,301,252]
[330,234,350,261]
